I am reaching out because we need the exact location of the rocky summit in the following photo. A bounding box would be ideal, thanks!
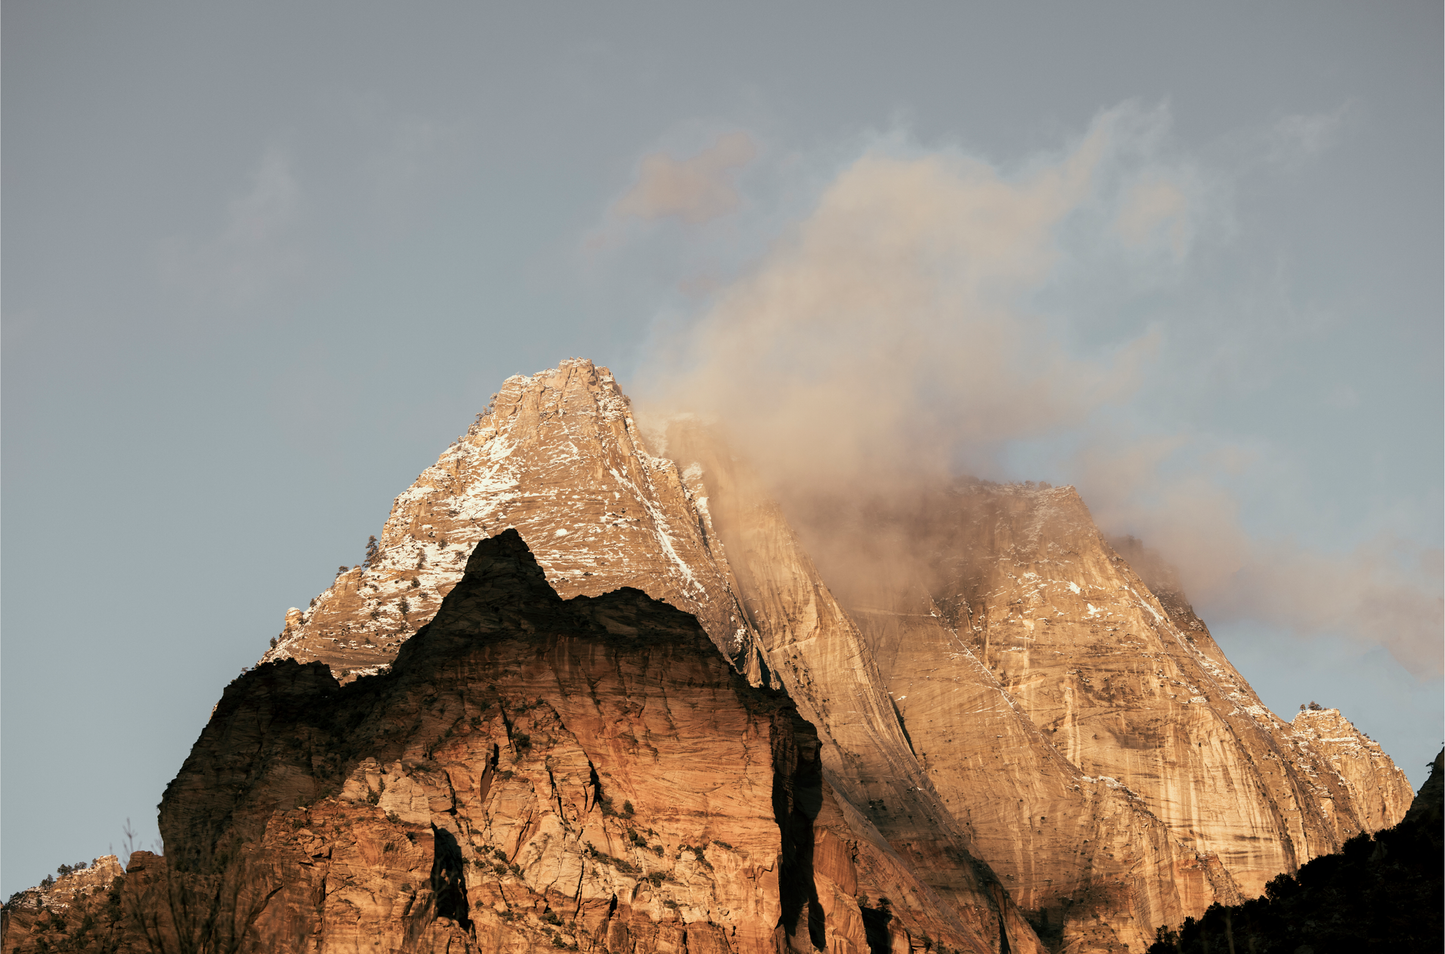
[263,360,770,685]
[2,359,1416,954]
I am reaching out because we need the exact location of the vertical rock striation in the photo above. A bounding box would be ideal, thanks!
[662,425,1048,954]
[240,359,1412,952]
[910,484,1414,898]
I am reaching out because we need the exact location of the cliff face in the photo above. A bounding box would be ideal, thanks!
[146,530,1026,954]
[659,433,1239,954]
[780,480,1414,940]
[257,359,1410,953]
[1145,749,1444,954]
[904,484,1415,896]
[1286,707,1414,837]
[9,359,1410,954]
[659,427,1049,954]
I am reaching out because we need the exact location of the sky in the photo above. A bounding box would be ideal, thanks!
[3,2,1441,898]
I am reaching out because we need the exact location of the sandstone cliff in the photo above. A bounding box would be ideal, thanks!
[901,482,1416,893]
[261,359,1411,952]
[773,478,1414,943]
[1146,748,1443,953]
[2,530,1038,954]
[6,359,1412,954]
[660,431,1242,954]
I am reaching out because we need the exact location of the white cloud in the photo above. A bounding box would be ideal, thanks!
[640,113,1149,496]
[1074,435,1443,677]
[634,105,1441,679]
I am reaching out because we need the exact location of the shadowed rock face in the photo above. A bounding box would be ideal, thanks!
[138,530,1034,954]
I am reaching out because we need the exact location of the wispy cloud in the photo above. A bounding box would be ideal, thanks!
[1074,435,1443,676]
[1114,178,1190,259]
[613,131,757,225]
[640,111,1151,493]
[1266,101,1356,166]
[159,146,306,307]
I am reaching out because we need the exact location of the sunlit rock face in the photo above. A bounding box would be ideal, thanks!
[905,484,1415,897]
[658,436,1235,954]
[775,478,1413,947]
[0,856,128,952]
[251,359,1411,953]
[265,358,769,685]
[1285,706,1415,836]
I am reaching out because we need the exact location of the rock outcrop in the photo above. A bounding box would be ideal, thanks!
[5,359,1414,954]
[262,359,1412,952]
[2,530,1037,954]
[1,856,126,952]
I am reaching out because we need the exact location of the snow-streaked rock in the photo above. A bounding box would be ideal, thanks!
[246,359,1412,953]
[264,358,769,685]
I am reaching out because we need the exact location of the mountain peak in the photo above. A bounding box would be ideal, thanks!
[265,357,767,681]
[250,359,1413,953]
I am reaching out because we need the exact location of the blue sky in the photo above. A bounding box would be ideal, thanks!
[3,2,1440,897]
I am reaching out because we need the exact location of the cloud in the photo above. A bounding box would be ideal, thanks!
[159,146,306,307]
[1073,436,1443,676]
[1235,539,1443,676]
[640,114,1152,496]
[613,131,757,225]
[633,106,1441,679]
[1114,179,1190,259]
[1265,102,1356,167]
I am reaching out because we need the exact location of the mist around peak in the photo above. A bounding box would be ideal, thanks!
[626,107,1443,680]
